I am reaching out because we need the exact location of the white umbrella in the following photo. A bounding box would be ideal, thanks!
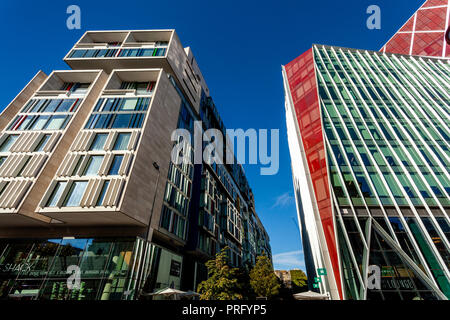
[148,287,186,297]
[293,291,329,300]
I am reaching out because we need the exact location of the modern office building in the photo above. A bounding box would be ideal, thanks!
[0,30,271,300]
[282,1,449,300]
[283,45,449,301]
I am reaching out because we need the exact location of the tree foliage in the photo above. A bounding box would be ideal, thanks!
[197,247,243,300]
[236,263,256,300]
[249,255,280,299]
[290,269,308,291]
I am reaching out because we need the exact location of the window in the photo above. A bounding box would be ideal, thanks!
[70,156,86,178]
[42,100,62,113]
[0,135,19,152]
[16,116,33,131]
[63,181,88,207]
[120,99,138,111]
[17,156,31,177]
[46,182,67,207]
[44,115,70,130]
[89,133,108,151]
[34,134,51,152]
[72,83,90,94]
[30,100,48,113]
[111,113,133,128]
[83,156,103,176]
[118,48,166,57]
[160,206,171,230]
[96,181,110,206]
[108,155,123,175]
[0,156,6,167]
[0,182,10,199]
[8,99,81,132]
[57,100,78,112]
[31,115,50,130]
[169,260,181,277]
[113,133,131,150]
[84,98,149,129]
[136,82,154,95]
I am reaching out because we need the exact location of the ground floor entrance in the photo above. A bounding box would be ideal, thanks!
[0,237,183,300]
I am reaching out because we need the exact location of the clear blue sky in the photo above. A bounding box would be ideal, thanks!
[0,0,423,271]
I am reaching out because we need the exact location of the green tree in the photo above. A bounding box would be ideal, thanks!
[236,263,255,300]
[290,269,308,292]
[197,247,243,300]
[249,255,280,299]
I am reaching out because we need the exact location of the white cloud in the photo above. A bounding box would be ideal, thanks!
[271,192,294,208]
[272,250,305,270]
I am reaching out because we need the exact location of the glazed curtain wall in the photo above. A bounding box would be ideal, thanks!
[0,237,182,300]
[314,44,450,299]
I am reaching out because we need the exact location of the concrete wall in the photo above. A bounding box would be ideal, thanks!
[119,69,182,237]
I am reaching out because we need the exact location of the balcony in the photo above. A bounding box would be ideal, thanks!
[64,30,173,73]
[35,70,101,98]
[101,69,160,97]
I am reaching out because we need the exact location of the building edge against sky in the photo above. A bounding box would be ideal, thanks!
[0,29,271,300]
[283,0,450,300]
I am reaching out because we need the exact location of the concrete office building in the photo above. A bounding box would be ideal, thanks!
[282,0,449,300]
[0,30,271,300]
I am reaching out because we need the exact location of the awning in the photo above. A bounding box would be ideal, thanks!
[293,291,329,300]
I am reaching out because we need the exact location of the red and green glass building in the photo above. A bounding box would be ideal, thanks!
[282,0,450,300]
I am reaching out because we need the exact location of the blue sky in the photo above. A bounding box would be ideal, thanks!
[0,0,424,271]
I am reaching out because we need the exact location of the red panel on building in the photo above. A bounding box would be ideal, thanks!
[383,0,449,57]
[400,16,415,32]
[385,33,413,54]
[415,7,447,31]
[422,0,447,8]
[285,49,343,299]
[412,31,446,55]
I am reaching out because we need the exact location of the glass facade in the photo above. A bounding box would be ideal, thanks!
[284,45,450,300]
[159,101,194,241]
[85,97,150,130]
[68,47,166,59]
[0,237,182,300]
[7,98,82,132]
